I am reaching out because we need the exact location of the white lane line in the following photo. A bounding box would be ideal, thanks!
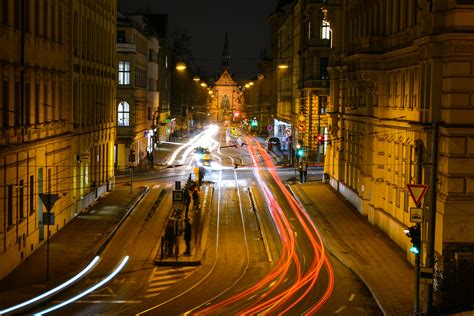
[70,300,141,304]
[335,306,346,313]
[348,293,355,301]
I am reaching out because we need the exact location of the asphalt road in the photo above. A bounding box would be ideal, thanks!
[28,125,381,315]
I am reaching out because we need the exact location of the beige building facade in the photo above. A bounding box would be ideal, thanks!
[325,0,474,292]
[268,0,331,161]
[116,13,149,171]
[0,0,117,278]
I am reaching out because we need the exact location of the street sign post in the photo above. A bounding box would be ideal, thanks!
[38,193,60,281]
[407,184,428,206]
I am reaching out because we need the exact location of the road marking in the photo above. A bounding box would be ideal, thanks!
[72,300,141,304]
[348,294,355,301]
[89,286,115,297]
[335,306,346,313]
[145,266,196,298]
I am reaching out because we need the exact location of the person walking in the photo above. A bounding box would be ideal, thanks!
[198,166,206,186]
[298,162,304,183]
[183,219,192,255]
[302,161,308,183]
[183,187,191,219]
[192,187,200,212]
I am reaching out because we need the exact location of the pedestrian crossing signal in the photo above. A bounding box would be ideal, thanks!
[404,225,421,254]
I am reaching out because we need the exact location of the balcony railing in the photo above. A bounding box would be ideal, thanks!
[116,43,137,53]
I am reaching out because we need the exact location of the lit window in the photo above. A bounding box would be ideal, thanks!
[118,101,130,126]
[118,61,130,85]
[321,20,331,40]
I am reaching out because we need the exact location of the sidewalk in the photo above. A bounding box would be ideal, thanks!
[290,182,415,315]
[0,185,147,311]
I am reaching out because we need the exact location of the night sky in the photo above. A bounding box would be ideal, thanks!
[118,0,278,79]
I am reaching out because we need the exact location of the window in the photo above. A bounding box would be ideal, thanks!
[117,101,130,126]
[320,57,329,80]
[118,61,130,85]
[15,81,20,126]
[8,185,13,226]
[30,175,34,214]
[3,80,9,128]
[117,30,125,43]
[2,0,8,25]
[19,180,24,218]
[321,20,331,40]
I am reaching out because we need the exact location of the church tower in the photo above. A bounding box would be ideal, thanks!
[210,32,243,122]
[221,32,231,70]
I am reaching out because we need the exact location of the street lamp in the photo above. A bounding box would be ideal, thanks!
[176,61,187,71]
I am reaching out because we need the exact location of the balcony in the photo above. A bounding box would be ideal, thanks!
[298,78,329,90]
[116,43,137,53]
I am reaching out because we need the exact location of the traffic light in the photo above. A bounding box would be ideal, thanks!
[296,147,305,157]
[404,225,421,254]
[316,134,324,143]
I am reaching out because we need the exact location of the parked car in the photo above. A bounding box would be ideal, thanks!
[266,137,281,150]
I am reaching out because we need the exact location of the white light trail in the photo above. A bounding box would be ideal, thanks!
[0,256,101,315]
[33,256,129,315]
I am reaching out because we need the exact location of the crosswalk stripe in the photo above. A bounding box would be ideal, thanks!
[147,286,170,293]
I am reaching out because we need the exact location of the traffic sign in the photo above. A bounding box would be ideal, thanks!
[298,123,306,132]
[410,207,423,223]
[407,184,428,206]
[39,193,60,212]
[420,267,433,284]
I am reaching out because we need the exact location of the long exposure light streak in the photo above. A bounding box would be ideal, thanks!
[196,132,334,315]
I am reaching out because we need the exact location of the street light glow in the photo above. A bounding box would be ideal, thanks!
[176,62,187,71]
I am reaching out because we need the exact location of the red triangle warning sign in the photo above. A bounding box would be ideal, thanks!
[407,184,428,206]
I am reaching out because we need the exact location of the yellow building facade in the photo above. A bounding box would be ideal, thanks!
[0,0,116,279]
[268,0,331,162]
[325,0,474,291]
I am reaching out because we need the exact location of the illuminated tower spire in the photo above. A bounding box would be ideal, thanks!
[222,32,230,70]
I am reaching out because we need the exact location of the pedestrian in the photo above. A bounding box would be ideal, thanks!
[193,165,200,187]
[192,187,200,212]
[302,161,308,183]
[184,219,192,255]
[298,162,304,183]
[183,187,191,219]
[198,166,206,186]
[165,221,175,256]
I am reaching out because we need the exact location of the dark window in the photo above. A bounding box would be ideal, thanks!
[30,175,34,214]
[15,81,20,126]
[51,0,55,41]
[35,0,40,35]
[117,30,125,43]
[3,80,9,128]
[8,184,13,226]
[25,0,30,32]
[25,82,31,125]
[14,0,19,29]
[320,57,329,80]
[43,0,47,38]
[43,82,48,122]
[2,0,8,25]
[19,180,24,218]
[35,82,39,124]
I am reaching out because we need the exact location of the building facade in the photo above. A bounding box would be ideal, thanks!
[268,0,331,162]
[325,0,474,302]
[116,13,150,171]
[71,0,117,214]
[0,0,116,279]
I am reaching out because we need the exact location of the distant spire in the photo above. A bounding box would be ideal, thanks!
[222,32,230,70]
